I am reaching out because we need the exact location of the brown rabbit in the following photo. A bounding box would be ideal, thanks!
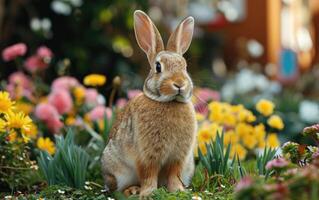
[101,10,196,197]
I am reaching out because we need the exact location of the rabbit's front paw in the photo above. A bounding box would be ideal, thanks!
[168,177,185,192]
[124,185,140,197]
[139,187,155,199]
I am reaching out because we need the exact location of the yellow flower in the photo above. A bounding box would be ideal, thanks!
[66,116,76,126]
[267,115,284,130]
[231,144,247,160]
[208,123,223,138]
[224,130,238,145]
[242,133,257,150]
[0,119,6,132]
[15,102,33,115]
[73,86,85,103]
[22,123,38,139]
[197,127,214,144]
[222,113,237,126]
[254,124,266,141]
[231,104,244,113]
[7,131,17,142]
[83,74,106,87]
[236,123,253,138]
[195,113,205,121]
[256,99,275,116]
[37,137,56,155]
[0,91,14,113]
[5,111,32,132]
[266,133,280,148]
[195,142,208,156]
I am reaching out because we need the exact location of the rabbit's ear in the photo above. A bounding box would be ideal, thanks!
[167,16,194,55]
[134,10,164,63]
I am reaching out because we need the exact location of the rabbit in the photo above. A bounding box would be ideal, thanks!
[101,10,196,198]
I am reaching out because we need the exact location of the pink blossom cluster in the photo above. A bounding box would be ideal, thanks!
[6,72,34,100]
[235,176,253,192]
[2,43,53,73]
[24,46,53,73]
[2,43,27,61]
[34,76,112,133]
[266,157,289,170]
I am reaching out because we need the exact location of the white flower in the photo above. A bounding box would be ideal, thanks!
[69,0,83,7]
[58,189,65,194]
[97,94,106,105]
[41,18,52,31]
[30,18,41,31]
[4,196,12,200]
[192,196,202,200]
[84,185,92,190]
[299,100,319,123]
[51,1,72,15]
[107,198,115,200]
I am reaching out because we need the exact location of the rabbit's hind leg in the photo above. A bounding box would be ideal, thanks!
[101,147,138,192]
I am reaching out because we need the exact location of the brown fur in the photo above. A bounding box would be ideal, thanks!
[101,10,196,198]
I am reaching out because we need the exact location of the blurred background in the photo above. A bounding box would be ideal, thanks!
[0,0,318,142]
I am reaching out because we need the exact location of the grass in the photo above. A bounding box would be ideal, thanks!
[3,163,237,200]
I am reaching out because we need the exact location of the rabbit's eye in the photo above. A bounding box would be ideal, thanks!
[155,62,161,73]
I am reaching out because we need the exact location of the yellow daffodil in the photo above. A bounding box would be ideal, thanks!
[83,74,106,87]
[5,111,32,132]
[266,133,280,148]
[224,130,239,145]
[254,124,266,141]
[231,144,247,160]
[242,133,257,150]
[0,91,14,113]
[197,127,214,144]
[231,104,244,113]
[195,113,205,121]
[235,123,253,138]
[256,99,275,116]
[267,115,284,130]
[37,137,56,155]
[222,113,237,126]
[195,142,208,156]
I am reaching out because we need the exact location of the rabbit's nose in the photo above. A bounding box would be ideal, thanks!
[173,83,185,92]
[173,83,182,89]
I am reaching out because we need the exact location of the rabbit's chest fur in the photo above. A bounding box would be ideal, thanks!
[130,94,197,164]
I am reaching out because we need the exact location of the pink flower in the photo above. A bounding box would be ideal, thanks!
[87,106,112,121]
[195,88,220,102]
[235,176,253,192]
[116,98,128,109]
[266,157,289,170]
[85,88,99,105]
[8,72,32,88]
[35,103,60,121]
[35,103,63,133]
[24,55,48,72]
[51,76,80,91]
[128,89,142,99]
[2,43,27,61]
[46,117,64,134]
[37,46,53,59]
[48,90,73,114]
[6,72,33,100]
